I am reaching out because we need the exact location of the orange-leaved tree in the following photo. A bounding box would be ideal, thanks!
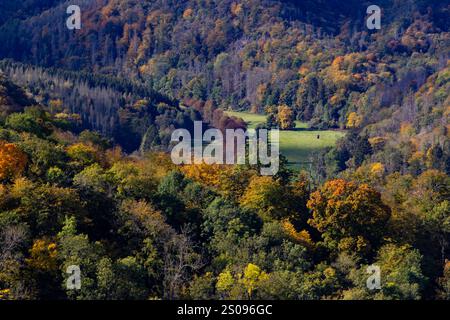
[307,179,390,255]
[0,141,27,181]
[181,162,233,188]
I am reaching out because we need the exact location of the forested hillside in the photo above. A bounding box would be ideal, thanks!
[0,74,449,299]
[0,73,449,300]
[0,60,200,152]
[0,0,448,128]
[0,0,64,26]
[0,0,448,301]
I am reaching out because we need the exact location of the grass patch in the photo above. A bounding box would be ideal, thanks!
[226,110,346,169]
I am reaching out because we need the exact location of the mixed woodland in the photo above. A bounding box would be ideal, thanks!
[0,0,449,300]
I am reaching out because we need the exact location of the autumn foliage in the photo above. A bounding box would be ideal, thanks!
[0,141,27,181]
[307,179,390,254]
[0,0,448,301]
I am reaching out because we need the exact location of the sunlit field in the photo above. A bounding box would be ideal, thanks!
[227,111,346,168]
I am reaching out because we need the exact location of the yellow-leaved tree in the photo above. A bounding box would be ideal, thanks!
[282,220,314,248]
[239,176,289,221]
[277,105,295,130]
[216,263,269,300]
[346,112,362,128]
[26,239,58,272]
[240,263,269,299]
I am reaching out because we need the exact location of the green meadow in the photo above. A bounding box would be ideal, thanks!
[226,111,346,169]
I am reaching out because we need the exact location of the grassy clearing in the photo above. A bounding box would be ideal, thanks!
[226,110,346,168]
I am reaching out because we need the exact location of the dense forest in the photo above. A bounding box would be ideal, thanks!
[0,0,449,300]
[0,60,198,152]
